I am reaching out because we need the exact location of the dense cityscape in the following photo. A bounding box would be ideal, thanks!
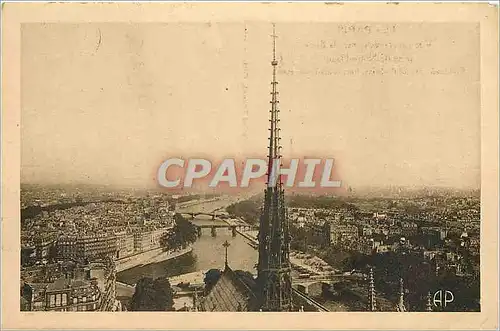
[20,184,480,312]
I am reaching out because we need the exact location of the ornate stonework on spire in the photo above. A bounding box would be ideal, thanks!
[257,23,293,312]
[368,268,377,311]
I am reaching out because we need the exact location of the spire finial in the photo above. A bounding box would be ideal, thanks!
[271,23,278,65]
[267,23,282,187]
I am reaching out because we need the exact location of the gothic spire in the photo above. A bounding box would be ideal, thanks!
[257,23,292,312]
[368,268,377,311]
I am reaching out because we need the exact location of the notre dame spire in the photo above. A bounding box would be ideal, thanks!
[257,23,293,312]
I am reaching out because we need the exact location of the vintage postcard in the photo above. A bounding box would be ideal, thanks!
[2,2,499,330]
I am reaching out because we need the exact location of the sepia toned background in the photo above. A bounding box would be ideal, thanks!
[3,2,499,330]
[21,22,480,190]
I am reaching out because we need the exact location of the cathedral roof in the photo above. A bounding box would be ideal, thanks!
[199,266,258,312]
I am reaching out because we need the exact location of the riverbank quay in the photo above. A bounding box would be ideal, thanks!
[116,248,163,272]
[169,270,205,287]
[115,246,193,273]
[145,246,193,266]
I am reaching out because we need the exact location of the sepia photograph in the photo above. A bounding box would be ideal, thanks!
[2,2,499,330]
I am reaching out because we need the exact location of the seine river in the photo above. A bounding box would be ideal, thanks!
[116,217,348,311]
[116,219,352,311]
[116,226,258,285]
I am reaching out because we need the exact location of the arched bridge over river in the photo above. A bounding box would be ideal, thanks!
[179,213,258,237]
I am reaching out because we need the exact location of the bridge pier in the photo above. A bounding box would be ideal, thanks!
[197,227,202,237]
[211,226,217,237]
[231,226,237,237]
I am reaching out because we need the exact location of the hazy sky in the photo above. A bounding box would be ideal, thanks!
[21,22,480,189]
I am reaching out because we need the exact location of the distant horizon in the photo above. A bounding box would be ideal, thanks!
[20,181,480,192]
[22,23,480,190]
